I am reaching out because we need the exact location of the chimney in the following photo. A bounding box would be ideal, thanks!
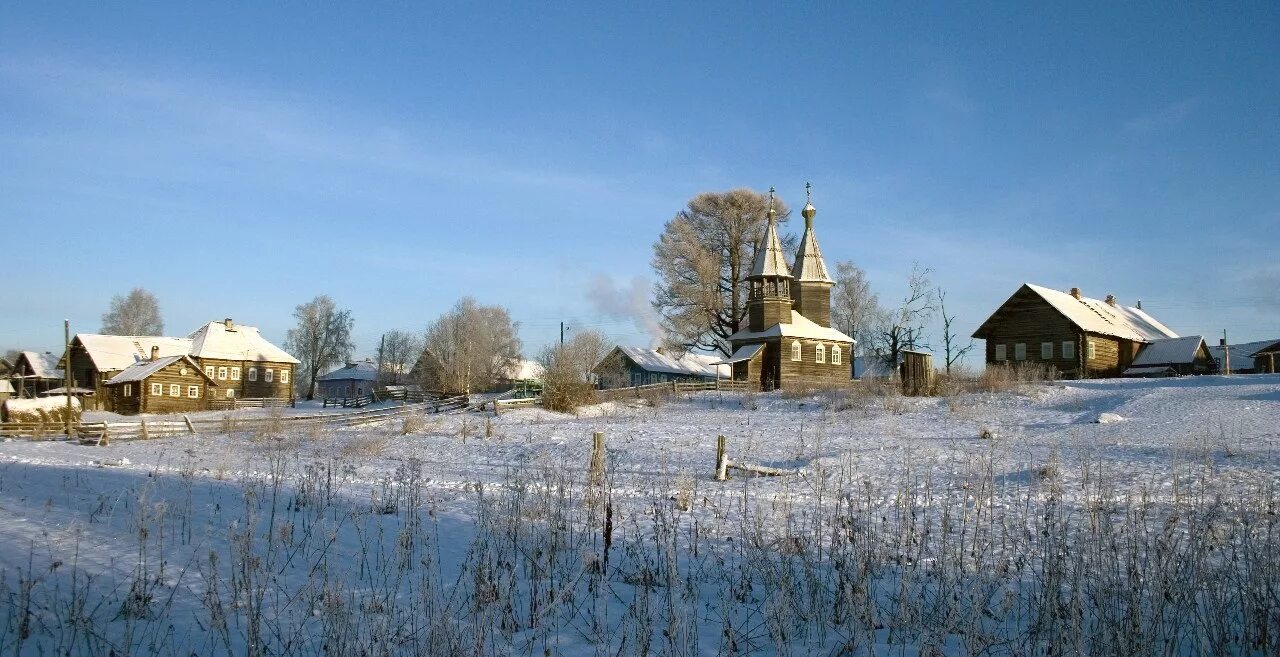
[1069,287,1082,300]
[1105,294,1117,307]
[1136,299,1143,310]
[151,345,160,361]
[224,318,234,330]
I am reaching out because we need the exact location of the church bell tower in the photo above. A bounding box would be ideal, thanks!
[791,182,834,327]
[746,188,793,332]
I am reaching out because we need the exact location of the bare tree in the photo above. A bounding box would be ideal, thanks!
[101,288,164,336]
[562,329,611,383]
[538,331,610,412]
[652,188,793,356]
[421,297,521,394]
[867,264,936,369]
[937,287,976,374]
[376,329,423,385]
[285,295,356,400]
[831,260,882,358]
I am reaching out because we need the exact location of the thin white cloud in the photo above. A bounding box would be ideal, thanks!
[1124,98,1200,134]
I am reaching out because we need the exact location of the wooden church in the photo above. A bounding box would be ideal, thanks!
[717,185,855,390]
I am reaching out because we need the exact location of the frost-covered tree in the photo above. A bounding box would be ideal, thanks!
[376,329,423,385]
[652,188,793,356]
[101,287,164,336]
[831,261,882,358]
[421,298,521,394]
[866,264,936,369]
[285,295,356,400]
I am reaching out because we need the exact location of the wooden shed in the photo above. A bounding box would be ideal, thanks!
[1122,336,1215,377]
[972,284,1179,378]
[9,351,64,398]
[1251,341,1280,374]
[104,355,219,415]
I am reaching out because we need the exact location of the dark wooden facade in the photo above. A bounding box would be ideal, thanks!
[973,286,1148,378]
[195,358,295,402]
[9,352,63,398]
[1252,341,1280,374]
[106,358,218,415]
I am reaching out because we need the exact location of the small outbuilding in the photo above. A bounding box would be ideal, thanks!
[9,351,64,397]
[316,360,380,399]
[594,346,729,389]
[104,355,219,415]
[1122,336,1215,377]
[1251,341,1280,374]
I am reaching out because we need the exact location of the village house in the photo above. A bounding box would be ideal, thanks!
[187,319,299,402]
[972,284,1178,378]
[1122,335,1215,377]
[104,354,219,415]
[1251,341,1280,374]
[61,334,193,410]
[717,186,855,390]
[593,346,728,389]
[1208,339,1280,375]
[9,351,64,397]
[316,360,380,399]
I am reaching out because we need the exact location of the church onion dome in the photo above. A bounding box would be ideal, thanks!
[749,189,793,279]
[791,184,834,283]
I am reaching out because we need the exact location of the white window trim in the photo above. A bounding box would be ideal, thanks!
[265,368,274,383]
[994,344,1007,361]
[1041,342,1053,360]
[169,384,180,397]
[248,367,258,382]
[791,341,801,362]
[218,366,228,380]
[1087,341,1096,360]
[832,346,842,365]
[150,382,162,395]
[226,388,236,399]
[124,383,133,396]
[815,344,826,364]
[205,366,215,379]
[187,385,199,399]
[280,369,289,384]
[1063,341,1076,360]
[231,367,241,381]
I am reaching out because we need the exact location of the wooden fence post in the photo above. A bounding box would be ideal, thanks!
[589,432,606,488]
[184,415,196,434]
[140,418,149,441]
[715,435,729,481]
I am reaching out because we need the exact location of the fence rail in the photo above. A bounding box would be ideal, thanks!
[208,397,291,411]
[0,394,470,443]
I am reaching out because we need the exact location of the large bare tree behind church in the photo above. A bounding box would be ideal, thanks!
[651,189,792,356]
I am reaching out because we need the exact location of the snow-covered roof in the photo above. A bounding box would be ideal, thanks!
[977,284,1178,343]
[749,214,791,279]
[318,360,380,382]
[74,334,194,372]
[106,355,214,385]
[17,351,63,379]
[187,321,300,364]
[1130,336,1207,367]
[2,396,81,413]
[714,343,766,364]
[41,387,96,396]
[728,310,856,344]
[1208,339,1278,373]
[615,347,730,378]
[790,210,833,283]
[1122,365,1178,377]
[1250,340,1280,356]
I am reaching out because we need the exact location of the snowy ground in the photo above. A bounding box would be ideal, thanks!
[2,375,1278,655]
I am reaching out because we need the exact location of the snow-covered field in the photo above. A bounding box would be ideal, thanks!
[2,375,1278,656]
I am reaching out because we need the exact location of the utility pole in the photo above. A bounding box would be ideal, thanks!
[560,322,565,346]
[64,319,73,438]
[1222,329,1231,375]
[376,333,386,385]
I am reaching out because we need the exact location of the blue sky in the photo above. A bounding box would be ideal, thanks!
[2,2,1277,359]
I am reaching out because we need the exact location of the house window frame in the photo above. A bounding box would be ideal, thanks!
[280,368,289,384]
[1041,342,1053,360]
[187,385,199,399]
[1014,343,1027,361]
[124,383,132,396]
[815,344,826,364]
[231,367,241,381]
[248,367,258,382]
[169,384,180,397]
[150,382,162,395]
[265,368,274,383]
[218,366,228,380]
[994,344,1007,361]
[1062,341,1075,360]
[226,388,236,399]
[205,366,215,379]
[1087,340,1096,360]
[791,341,801,362]
[832,345,842,365]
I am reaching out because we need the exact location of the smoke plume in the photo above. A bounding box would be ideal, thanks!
[586,275,664,345]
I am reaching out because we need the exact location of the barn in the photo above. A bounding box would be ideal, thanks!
[719,187,855,390]
[972,284,1178,378]
[104,355,219,415]
[594,347,728,389]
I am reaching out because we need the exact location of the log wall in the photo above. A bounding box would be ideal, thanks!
[195,358,295,400]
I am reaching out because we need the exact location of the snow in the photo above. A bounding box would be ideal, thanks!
[728,309,855,343]
[2,395,81,415]
[317,359,380,381]
[617,346,730,377]
[74,334,194,371]
[1023,283,1178,342]
[1130,335,1206,366]
[749,213,790,277]
[790,209,833,282]
[104,355,206,384]
[1209,338,1279,372]
[0,380,12,394]
[715,342,765,364]
[187,320,300,363]
[1,374,1278,655]
[17,350,62,379]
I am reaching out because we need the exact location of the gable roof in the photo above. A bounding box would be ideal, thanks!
[1251,340,1280,356]
[974,284,1177,343]
[73,334,194,372]
[1208,339,1278,373]
[611,347,730,378]
[187,321,300,364]
[106,355,219,386]
[728,310,856,344]
[16,351,64,379]
[318,360,379,382]
[1130,336,1207,367]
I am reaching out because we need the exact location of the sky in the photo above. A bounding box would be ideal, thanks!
[2,2,1278,361]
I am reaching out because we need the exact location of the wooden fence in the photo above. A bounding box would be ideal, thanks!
[492,378,759,412]
[208,397,291,411]
[1,394,470,443]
